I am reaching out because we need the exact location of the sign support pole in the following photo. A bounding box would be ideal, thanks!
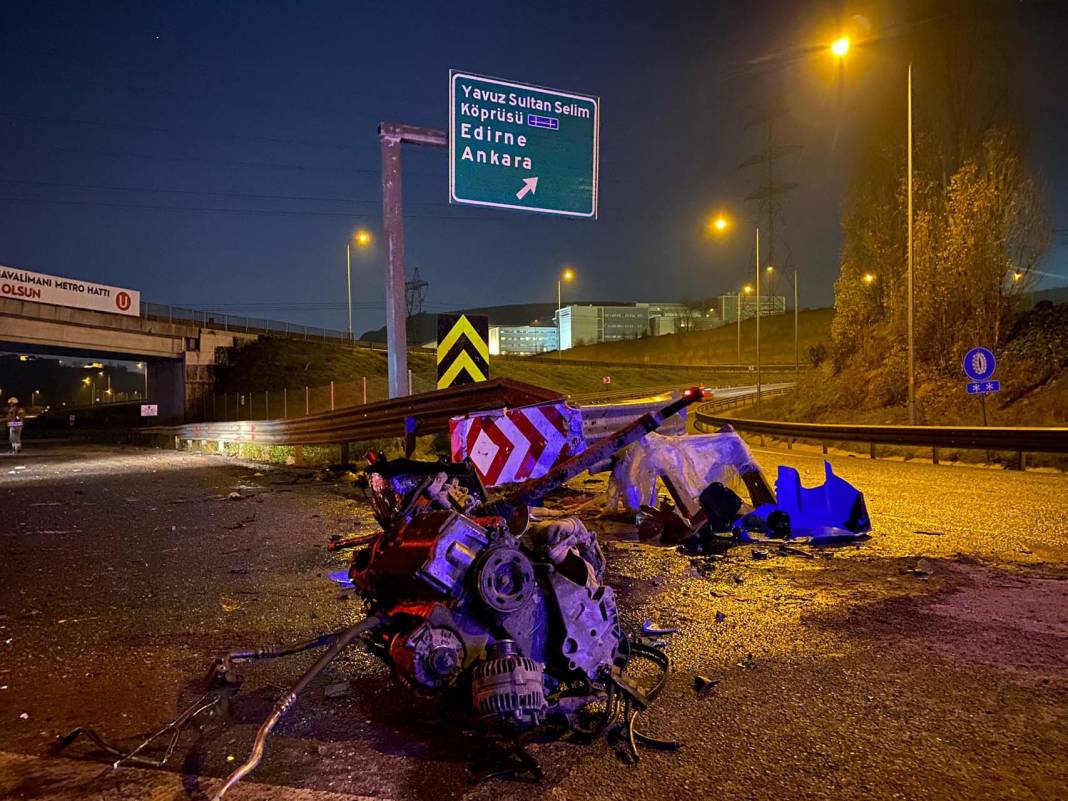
[377,123,446,398]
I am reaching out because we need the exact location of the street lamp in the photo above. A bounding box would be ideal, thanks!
[347,229,373,340]
[833,35,915,423]
[557,267,575,358]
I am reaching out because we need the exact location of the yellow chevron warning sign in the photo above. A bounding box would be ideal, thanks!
[437,313,489,389]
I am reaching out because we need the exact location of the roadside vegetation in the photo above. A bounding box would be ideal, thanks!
[552,308,832,366]
[756,7,1065,429]
[214,338,794,400]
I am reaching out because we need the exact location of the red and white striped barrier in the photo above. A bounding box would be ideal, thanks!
[450,401,585,487]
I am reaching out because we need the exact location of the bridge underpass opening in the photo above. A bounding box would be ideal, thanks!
[0,344,184,423]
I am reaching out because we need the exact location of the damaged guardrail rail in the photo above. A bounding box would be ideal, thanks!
[693,408,1068,469]
[145,378,564,461]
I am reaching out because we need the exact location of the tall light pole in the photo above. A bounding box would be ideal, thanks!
[348,230,372,341]
[832,36,915,423]
[557,267,575,359]
[793,270,799,380]
[907,62,915,423]
[755,227,762,401]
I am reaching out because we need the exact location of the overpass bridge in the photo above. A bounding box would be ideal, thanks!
[0,296,260,421]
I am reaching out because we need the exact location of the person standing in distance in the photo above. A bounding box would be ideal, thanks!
[6,397,25,454]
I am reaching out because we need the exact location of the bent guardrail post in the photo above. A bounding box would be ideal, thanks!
[404,416,417,458]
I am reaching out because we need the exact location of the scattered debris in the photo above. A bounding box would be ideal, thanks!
[641,620,679,637]
[323,682,351,699]
[19,712,29,720]
[914,530,945,536]
[777,544,816,559]
[714,611,727,623]
[907,559,934,577]
[751,549,769,560]
[226,492,243,501]
[736,653,756,669]
[693,675,720,698]
[60,389,707,798]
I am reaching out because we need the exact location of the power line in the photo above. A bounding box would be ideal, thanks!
[0,111,378,155]
[0,177,376,205]
[0,194,523,222]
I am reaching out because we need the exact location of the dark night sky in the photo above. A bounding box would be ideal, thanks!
[1,1,1065,335]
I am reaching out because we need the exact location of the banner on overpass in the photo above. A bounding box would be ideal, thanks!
[0,265,140,317]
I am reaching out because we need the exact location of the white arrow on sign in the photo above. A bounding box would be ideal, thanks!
[515,176,539,200]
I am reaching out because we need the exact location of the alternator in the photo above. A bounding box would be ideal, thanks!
[470,640,546,729]
[389,623,466,692]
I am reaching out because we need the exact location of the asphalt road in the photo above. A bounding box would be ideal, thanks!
[0,440,1065,801]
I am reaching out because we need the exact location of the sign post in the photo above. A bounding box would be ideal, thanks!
[962,346,999,430]
[449,71,599,217]
[377,71,599,398]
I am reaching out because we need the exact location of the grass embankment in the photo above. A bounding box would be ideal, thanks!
[216,338,793,398]
[552,308,833,365]
[728,302,1068,467]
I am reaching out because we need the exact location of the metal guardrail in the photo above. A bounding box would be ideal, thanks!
[694,385,793,416]
[147,378,563,459]
[140,302,440,354]
[533,354,802,372]
[694,399,1068,468]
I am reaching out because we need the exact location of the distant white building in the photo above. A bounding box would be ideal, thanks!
[488,325,558,356]
[555,302,718,350]
[556,304,649,350]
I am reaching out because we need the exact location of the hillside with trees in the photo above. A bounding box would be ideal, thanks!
[771,1,1064,426]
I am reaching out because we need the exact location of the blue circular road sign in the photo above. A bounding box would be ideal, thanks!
[963,347,997,381]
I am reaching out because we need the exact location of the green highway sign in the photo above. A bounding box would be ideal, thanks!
[449,70,599,218]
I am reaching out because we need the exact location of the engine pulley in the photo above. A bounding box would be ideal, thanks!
[474,545,535,613]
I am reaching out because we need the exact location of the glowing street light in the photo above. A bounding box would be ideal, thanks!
[834,30,916,423]
[346,229,374,340]
[709,214,730,235]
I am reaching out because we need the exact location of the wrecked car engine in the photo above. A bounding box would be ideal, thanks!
[351,455,627,732]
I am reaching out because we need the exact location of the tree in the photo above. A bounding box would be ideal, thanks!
[831,2,1050,387]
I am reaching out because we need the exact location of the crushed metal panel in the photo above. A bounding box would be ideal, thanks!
[450,400,586,487]
[773,461,872,539]
[608,430,773,515]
